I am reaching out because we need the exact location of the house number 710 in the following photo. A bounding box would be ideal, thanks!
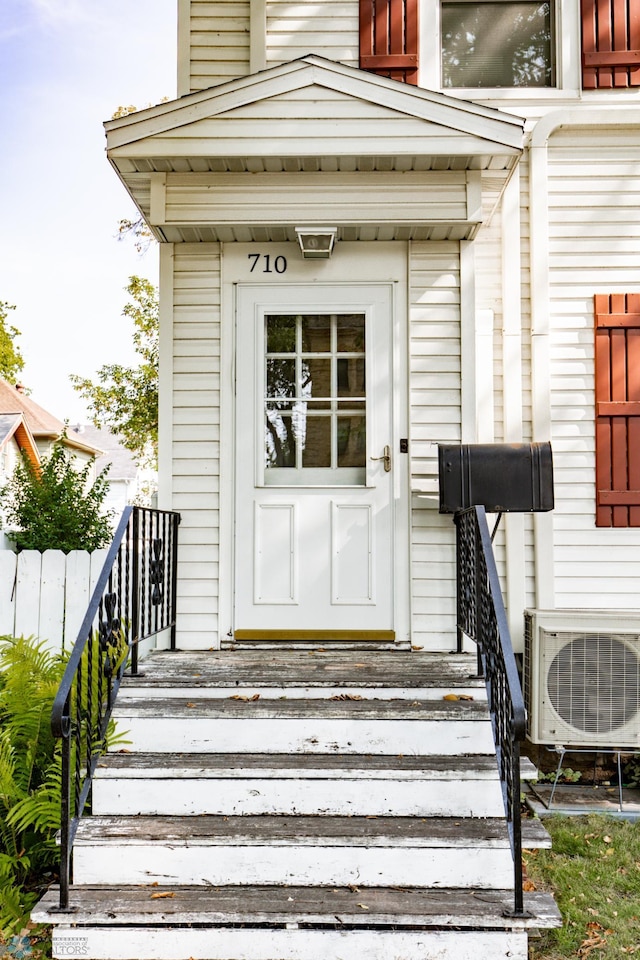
[248,254,287,274]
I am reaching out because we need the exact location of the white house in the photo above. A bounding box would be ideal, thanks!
[104,0,640,656]
[34,1,640,956]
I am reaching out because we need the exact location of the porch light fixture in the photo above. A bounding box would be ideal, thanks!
[295,226,337,259]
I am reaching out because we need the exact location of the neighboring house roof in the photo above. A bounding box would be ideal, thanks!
[0,379,101,457]
[0,412,40,471]
[69,424,138,482]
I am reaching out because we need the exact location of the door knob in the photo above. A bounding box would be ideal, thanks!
[371,445,391,472]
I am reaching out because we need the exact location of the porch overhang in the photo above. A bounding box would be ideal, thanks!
[105,56,524,244]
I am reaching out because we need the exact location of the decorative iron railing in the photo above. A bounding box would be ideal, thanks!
[50,505,180,911]
[454,505,529,918]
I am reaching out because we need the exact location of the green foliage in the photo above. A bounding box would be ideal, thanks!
[0,301,25,383]
[525,814,640,960]
[621,755,640,789]
[0,634,130,937]
[535,767,582,784]
[70,276,158,469]
[0,636,66,936]
[1,437,112,553]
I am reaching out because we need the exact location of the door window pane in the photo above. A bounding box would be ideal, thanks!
[302,358,332,404]
[337,357,366,398]
[266,359,296,398]
[301,315,332,352]
[337,415,366,468]
[265,402,297,467]
[442,1,553,87]
[264,313,367,483]
[336,315,365,352]
[266,315,296,353]
[302,415,332,468]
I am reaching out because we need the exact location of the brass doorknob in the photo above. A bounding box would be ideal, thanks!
[370,445,391,472]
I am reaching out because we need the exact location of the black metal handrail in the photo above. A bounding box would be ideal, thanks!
[454,505,528,918]
[50,505,180,911]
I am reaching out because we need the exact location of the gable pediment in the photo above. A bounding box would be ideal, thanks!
[107,56,523,161]
[105,56,524,244]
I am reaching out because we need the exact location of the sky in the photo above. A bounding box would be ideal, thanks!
[0,0,176,422]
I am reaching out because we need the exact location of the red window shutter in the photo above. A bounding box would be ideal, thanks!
[595,294,640,527]
[581,0,640,88]
[360,0,419,85]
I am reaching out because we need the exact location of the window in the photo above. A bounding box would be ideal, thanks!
[441,0,553,86]
[264,313,367,485]
[594,294,640,527]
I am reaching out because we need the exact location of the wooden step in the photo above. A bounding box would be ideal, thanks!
[93,753,520,817]
[71,815,551,889]
[112,696,495,755]
[46,926,533,960]
[34,885,561,960]
[34,883,562,929]
[121,650,486,700]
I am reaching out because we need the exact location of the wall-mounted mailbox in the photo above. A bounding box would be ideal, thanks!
[438,442,554,514]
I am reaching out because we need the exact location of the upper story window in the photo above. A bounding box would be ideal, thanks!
[358,0,639,90]
[441,0,554,87]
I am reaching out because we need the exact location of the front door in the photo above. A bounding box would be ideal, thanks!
[234,283,396,640]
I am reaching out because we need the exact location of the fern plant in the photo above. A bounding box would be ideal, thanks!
[0,636,66,935]
[0,633,129,936]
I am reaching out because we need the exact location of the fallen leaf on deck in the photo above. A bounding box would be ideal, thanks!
[150,892,175,900]
[358,903,369,910]
[458,694,475,701]
[443,694,460,701]
[411,645,423,651]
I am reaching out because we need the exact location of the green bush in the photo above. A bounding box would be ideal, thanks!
[0,636,66,935]
[1,436,113,553]
[0,633,130,936]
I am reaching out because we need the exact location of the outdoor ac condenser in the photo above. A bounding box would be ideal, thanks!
[524,610,640,748]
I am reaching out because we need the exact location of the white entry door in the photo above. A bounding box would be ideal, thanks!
[234,284,396,640]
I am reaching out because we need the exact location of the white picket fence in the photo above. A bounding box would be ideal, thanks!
[0,549,109,652]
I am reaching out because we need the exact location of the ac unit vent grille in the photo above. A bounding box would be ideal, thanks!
[545,631,640,734]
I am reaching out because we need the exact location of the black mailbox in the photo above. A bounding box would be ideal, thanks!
[438,442,554,514]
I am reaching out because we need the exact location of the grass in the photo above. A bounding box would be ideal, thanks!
[524,814,640,959]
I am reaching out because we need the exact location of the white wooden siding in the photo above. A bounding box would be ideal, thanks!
[162,171,471,227]
[172,244,222,648]
[187,0,251,93]
[547,129,640,608]
[266,0,359,68]
[409,242,461,649]
[182,0,359,95]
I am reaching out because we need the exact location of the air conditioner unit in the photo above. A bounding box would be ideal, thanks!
[524,610,640,748]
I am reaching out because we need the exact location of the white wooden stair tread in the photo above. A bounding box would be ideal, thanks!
[96,752,515,779]
[73,814,552,849]
[32,884,561,929]
[113,697,490,720]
